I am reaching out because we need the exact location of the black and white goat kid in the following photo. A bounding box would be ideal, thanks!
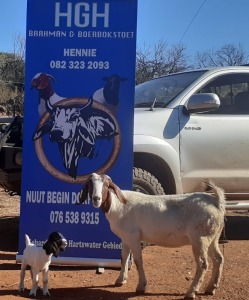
[19,232,67,297]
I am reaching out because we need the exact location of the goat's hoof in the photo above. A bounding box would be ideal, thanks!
[29,293,37,298]
[204,290,215,296]
[115,280,127,287]
[136,284,147,294]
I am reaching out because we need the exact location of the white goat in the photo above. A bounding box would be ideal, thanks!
[19,232,67,297]
[78,173,225,300]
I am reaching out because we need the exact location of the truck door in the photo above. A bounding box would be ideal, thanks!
[179,73,249,194]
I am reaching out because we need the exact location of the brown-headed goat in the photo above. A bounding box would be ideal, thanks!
[78,173,225,300]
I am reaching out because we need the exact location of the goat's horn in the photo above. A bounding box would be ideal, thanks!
[46,73,56,82]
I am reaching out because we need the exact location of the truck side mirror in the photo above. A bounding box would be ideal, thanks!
[185,93,220,114]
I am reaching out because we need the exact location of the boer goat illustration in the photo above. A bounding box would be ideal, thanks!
[93,74,127,115]
[32,73,127,117]
[32,98,119,179]
[31,73,64,117]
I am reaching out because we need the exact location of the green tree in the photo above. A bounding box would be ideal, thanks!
[0,34,25,116]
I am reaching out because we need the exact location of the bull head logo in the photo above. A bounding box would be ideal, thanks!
[32,97,121,182]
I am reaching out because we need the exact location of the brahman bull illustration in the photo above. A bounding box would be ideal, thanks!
[32,98,118,178]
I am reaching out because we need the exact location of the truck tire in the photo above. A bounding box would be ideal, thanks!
[133,167,165,195]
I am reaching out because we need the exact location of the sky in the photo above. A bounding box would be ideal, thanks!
[1,0,249,60]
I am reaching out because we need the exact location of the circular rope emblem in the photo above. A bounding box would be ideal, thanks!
[34,98,121,184]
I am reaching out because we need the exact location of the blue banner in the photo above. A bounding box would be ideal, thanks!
[18,0,137,266]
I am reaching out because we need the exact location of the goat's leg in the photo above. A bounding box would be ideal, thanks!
[205,237,224,295]
[29,269,39,297]
[115,243,130,286]
[185,239,209,300]
[18,262,27,292]
[132,242,147,293]
[29,268,41,291]
[42,267,50,296]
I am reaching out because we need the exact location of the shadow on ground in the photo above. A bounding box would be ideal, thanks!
[0,285,187,300]
[225,214,249,240]
[0,216,19,252]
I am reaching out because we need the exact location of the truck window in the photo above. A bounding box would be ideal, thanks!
[197,73,249,114]
[135,70,207,108]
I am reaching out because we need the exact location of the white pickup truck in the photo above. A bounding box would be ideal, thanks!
[2,66,249,208]
[133,66,249,204]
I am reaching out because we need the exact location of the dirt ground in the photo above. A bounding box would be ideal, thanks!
[1,189,249,300]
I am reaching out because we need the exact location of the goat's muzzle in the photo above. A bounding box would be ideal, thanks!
[60,238,68,251]
[93,196,102,208]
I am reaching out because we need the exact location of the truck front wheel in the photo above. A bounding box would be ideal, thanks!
[133,167,165,195]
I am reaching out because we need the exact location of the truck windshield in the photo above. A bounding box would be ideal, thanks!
[135,70,207,108]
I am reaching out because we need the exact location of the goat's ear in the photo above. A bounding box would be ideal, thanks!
[78,181,90,204]
[109,180,127,204]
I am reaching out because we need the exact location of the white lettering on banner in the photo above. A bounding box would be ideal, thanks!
[103,241,122,250]
[67,240,122,249]
[47,191,70,204]
[49,211,99,225]
[49,60,110,70]
[25,191,89,205]
[113,32,135,38]
[63,48,97,57]
[28,30,67,37]
[68,240,101,248]
[26,191,46,203]
[55,3,109,28]
[28,30,135,40]
[71,192,90,204]
[77,31,134,38]
[31,239,45,247]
